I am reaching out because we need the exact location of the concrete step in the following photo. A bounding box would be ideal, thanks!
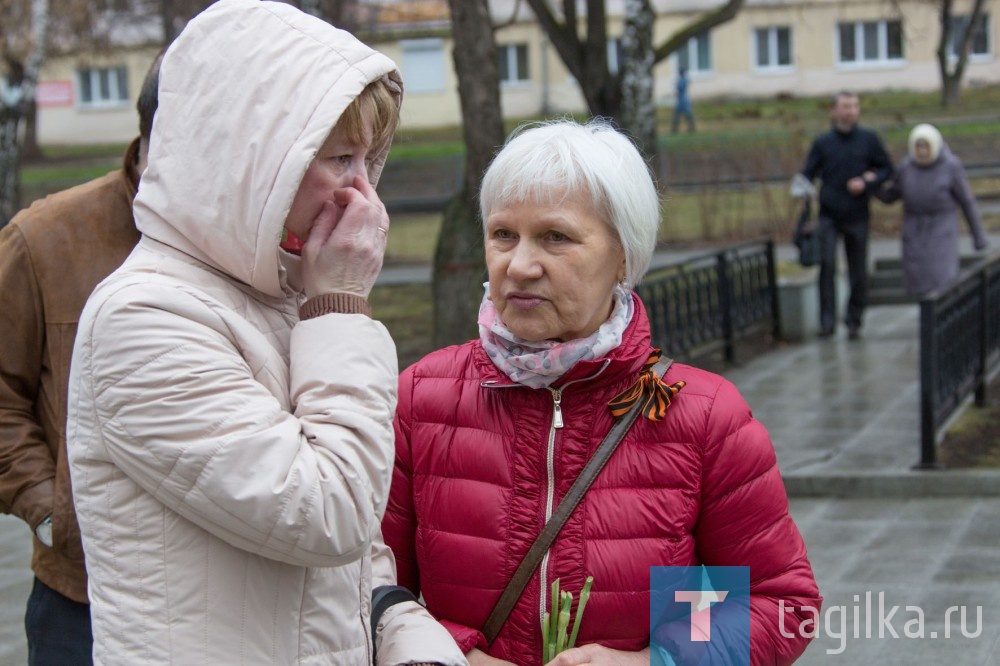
[873,257,903,272]
[869,270,904,289]
[873,255,982,272]
[868,254,986,301]
[868,287,917,306]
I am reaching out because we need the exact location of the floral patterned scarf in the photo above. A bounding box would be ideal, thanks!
[477,283,634,388]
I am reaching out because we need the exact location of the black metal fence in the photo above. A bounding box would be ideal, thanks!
[636,238,779,363]
[919,254,1000,467]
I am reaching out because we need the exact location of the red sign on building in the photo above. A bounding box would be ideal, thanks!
[37,81,74,107]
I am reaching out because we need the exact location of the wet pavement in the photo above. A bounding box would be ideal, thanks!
[707,232,1000,664]
[717,296,1000,664]
[0,514,31,665]
[786,496,1000,664]
[2,235,998,665]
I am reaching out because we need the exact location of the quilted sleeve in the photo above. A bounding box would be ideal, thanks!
[382,364,421,593]
[68,279,397,567]
[695,379,822,665]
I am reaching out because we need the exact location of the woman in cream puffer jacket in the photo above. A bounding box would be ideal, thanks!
[66,2,464,664]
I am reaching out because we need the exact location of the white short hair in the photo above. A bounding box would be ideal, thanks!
[479,118,662,286]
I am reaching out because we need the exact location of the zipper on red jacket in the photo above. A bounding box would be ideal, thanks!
[550,387,564,429]
[481,360,614,641]
[532,360,613,643]
[538,385,562,633]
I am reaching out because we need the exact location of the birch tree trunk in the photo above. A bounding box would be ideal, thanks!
[936,0,987,107]
[0,0,48,227]
[620,0,656,167]
[524,0,744,173]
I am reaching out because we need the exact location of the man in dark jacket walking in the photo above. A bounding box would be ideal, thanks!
[0,54,160,665]
[798,91,893,339]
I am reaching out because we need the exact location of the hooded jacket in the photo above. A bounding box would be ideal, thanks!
[383,294,822,665]
[0,140,142,604]
[66,2,463,664]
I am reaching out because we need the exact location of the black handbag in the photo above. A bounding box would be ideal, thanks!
[793,199,820,267]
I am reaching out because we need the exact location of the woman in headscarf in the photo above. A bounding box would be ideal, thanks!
[383,118,821,666]
[878,123,990,296]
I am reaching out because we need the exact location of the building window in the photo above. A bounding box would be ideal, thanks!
[837,20,904,65]
[677,32,712,73]
[76,66,128,108]
[949,14,991,58]
[498,43,529,84]
[753,26,792,70]
[402,39,445,93]
[607,38,623,75]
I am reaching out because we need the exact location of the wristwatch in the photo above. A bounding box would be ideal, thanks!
[35,516,53,547]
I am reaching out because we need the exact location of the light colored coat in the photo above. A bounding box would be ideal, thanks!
[67,1,464,664]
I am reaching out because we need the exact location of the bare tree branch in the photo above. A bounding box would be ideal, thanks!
[653,0,744,63]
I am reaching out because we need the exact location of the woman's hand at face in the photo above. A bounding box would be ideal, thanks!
[466,648,516,665]
[300,174,389,299]
[544,645,651,666]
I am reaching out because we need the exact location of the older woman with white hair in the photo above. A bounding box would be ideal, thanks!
[382,118,821,666]
[878,123,990,296]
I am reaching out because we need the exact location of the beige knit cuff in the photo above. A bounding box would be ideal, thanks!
[299,293,371,320]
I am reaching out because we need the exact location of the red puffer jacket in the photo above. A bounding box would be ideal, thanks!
[383,294,821,665]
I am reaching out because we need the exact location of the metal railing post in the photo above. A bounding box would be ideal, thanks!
[918,298,940,468]
[717,252,735,363]
[976,271,988,406]
[765,238,780,338]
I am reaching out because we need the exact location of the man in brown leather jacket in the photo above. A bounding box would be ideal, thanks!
[0,54,160,665]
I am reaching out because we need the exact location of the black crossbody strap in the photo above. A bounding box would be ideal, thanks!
[481,357,673,644]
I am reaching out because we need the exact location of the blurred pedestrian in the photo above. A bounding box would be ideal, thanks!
[65,1,463,664]
[797,91,893,339]
[0,50,162,666]
[876,123,989,296]
[383,118,821,666]
[671,67,695,134]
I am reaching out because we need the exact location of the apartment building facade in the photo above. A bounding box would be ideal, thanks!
[25,0,999,145]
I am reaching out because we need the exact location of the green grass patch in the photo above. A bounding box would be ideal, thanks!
[369,282,434,369]
[385,213,443,263]
[386,139,465,160]
[939,373,1000,469]
[38,143,130,160]
[20,162,120,185]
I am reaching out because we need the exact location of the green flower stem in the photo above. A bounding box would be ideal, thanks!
[567,575,593,649]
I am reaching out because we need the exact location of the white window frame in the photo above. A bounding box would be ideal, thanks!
[497,43,530,85]
[949,13,992,61]
[676,32,712,75]
[752,26,794,73]
[607,37,623,75]
[401,39,446,94]
[835,20,905,68]
[76,65,129,109]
